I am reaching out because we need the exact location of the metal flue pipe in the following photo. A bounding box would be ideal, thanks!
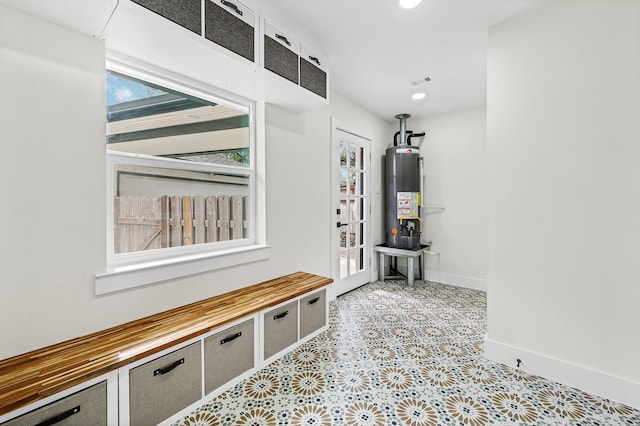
[395,113,411,146]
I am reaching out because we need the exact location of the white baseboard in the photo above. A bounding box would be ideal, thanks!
[484,337,640,410]
[425,270,487,292]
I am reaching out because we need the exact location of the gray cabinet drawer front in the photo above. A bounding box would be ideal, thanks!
[300,58,327,98]
[131,0,202,35]
[1,381,107,426]
[300,289,326,338]
[264,35,299,84]
[129,342,202,426]
[204,319,254,394]
[205,1,255,62]
[263,301,298,359]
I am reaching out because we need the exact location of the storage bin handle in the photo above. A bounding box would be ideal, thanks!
[220,331,242,345]
[275,34,291,47]
[35,406,80,426]
[221,0,243,16]
[153,358,184,376]
[273,310,289,320]
[308,56,321,66]
[307,297,320,305]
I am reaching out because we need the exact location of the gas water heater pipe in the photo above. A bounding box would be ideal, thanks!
[419,156,424,211]
[407,132,425,146]
[395,113,411,146]
[393,130,413,146]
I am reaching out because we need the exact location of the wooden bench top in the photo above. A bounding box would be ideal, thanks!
[0,271,332,416]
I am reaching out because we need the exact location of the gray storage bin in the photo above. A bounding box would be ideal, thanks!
[300,289,326,338]
[300,57,327,98]
[129,342,202,426]
[264,34,299,84]
[263,301,298,359]
[205,0,255,62]
[131,0,202,35]
[1,381,107,426]
[204,319,254,394]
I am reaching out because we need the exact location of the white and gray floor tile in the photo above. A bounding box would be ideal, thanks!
[173,280,639,425]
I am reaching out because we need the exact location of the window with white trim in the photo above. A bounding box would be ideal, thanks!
[104,60,259,276]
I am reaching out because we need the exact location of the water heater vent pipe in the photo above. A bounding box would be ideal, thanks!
[395,113,411,146]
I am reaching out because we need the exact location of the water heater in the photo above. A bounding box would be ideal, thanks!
[385,114,424,249]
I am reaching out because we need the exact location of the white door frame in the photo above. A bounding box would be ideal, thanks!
[329,118,373,301]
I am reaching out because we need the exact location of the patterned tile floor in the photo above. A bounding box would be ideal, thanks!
[173,280,639,425]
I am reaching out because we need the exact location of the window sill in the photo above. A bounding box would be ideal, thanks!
[95,244,271,295]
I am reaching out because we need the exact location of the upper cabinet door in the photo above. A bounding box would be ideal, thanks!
[300,45,328,99]
[205,0,256,63]
[263,20,300,85]
[131,0,202,35]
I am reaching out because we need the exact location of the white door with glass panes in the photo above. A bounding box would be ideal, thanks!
[330,119,371,298]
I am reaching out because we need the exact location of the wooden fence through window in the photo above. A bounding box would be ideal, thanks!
[114,195,248,254]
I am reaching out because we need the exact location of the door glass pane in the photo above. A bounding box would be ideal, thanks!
[340,198,348,224]
[349,223,358,247]
[349,171,360,195]
[349,199,356,222]
[340,142,348,167]
[349,145,356,168]
[350,171,358,196]
[355,146,363,170]
[349,248,359,274]
[340,249,348,279]
[340,169,348,194]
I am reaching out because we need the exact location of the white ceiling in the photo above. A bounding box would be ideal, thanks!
[0,0,558,122]
[265,0,557,121]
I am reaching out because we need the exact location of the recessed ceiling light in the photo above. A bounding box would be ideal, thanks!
[412,92,426,100]
[399,0,422,9]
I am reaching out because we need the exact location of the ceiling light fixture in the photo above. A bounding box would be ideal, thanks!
[412,92,426,100]
[399,0,422,9]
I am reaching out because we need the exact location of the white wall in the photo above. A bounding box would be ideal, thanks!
[411,107,488,290]
[0,4,388,359]
[486,0,640,407]
[264,96,390,281]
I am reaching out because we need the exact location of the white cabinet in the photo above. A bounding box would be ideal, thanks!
[261,288,327,363]
[128,0,259,65]
[263,20,300,84]
[115,287,327,425]
[1,0,329,113]
[260,18,329,110]
[0,282,329,426]
[102,0,261,102]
